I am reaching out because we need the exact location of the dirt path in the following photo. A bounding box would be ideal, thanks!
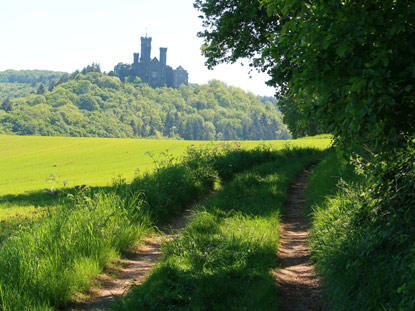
[66,168,324,311]
[67,209,193,311]
[275,167,325,311]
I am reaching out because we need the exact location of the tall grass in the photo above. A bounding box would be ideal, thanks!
[0,192,149,310]
[112,148,324,311]
[305,148,358,215]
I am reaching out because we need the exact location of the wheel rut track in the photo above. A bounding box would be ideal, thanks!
[275,166,326,311]
[66,209,193,311]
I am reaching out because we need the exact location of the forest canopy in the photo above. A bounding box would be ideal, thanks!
[0,71,290,140]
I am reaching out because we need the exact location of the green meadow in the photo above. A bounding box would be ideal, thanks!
[0,135,207,196]
[0,135,331,197]
[0,134,330,243]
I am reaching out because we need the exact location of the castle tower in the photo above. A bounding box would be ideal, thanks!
[132,53,140,76]
[140,37,152,63]
[160,48,167,83]
[139,36,152,82]
[160,48,167,66]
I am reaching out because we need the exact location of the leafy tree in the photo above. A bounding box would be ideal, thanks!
[194,0,415,154]
[81,63,101,74]
[77,94,99,111]
[36,83,46,95]
[55,73,70,86]
[277,98,319,139]
[1,98,12,112]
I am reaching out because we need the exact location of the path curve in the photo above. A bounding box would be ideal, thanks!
[275,167,325,311]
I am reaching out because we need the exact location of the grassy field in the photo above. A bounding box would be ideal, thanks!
[0,134,331,197]
[0,135,207,196]
[0,135,330,242]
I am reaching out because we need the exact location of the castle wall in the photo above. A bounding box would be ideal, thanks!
[172,67,189,88]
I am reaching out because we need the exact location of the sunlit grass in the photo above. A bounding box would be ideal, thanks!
[0,135,208,196]
[0,135,331,226]
[0,135,331,197]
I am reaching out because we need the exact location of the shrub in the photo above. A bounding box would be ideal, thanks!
[309,141,415,310]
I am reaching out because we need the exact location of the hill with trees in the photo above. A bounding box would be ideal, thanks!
[0,71,290,140]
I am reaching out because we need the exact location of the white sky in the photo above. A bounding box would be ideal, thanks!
[0,0,276,96]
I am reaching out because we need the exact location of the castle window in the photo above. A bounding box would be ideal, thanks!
[152,71,157,79]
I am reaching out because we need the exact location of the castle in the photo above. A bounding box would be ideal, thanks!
[113,36,189,88]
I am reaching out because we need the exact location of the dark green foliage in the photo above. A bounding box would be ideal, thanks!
[195,0,415,153]
[1,98,12,112]
[194,0,279,68]
[80,63,101,74]
[36,83,46,95]
[308,145,415,310]
[0,72,290,140]
[277,98,320,139]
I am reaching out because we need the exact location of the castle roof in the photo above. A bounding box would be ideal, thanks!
[151,57,159,64]
[176,66,185,71]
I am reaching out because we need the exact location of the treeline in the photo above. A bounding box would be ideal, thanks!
[0,71,290,140]
[0,69,66,101]
[0,83,34,102]
[0,69,65,86]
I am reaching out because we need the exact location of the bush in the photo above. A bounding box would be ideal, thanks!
[309,141,415,310]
